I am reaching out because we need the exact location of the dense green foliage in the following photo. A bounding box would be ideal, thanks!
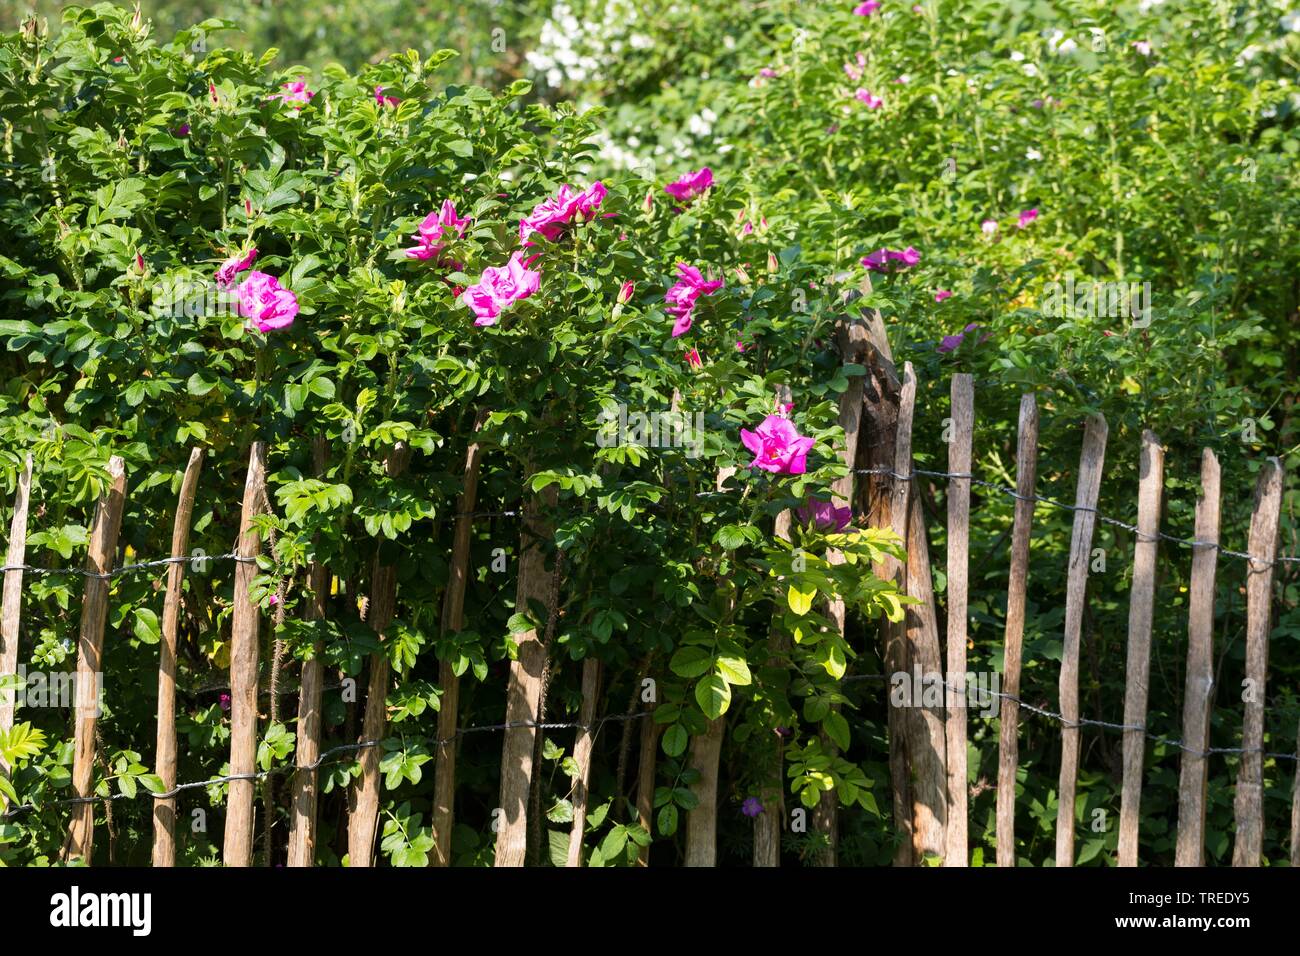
[0,0,1297,866]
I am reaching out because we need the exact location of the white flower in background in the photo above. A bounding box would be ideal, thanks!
[1048,30,1078,55]
[1138,0,1166,12]
[1260,105,1278,118]
[687,108,717,138]
[1133,40,1153,56]
[1026,147,1043,161]
[526,0,642,88]
[1010,50,1025,61]
[1023,63,1039,77]
[1237,44,1262,65]
[1283,11,1300,32]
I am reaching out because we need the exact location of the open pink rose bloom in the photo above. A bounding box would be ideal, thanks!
[236,270,299,332]
[740,415,816,475]
[664,263,723,337]
[519,182,607,243]
[406,199,471,261]
[465,251,541,326]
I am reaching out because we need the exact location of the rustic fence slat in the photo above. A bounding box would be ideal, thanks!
[857,316,911,865]
[1055,414,1108,867]
[286,437,329,869]
[495,480,559,867]
[1175,449,1220,866]
[565,658,602,866]
[63,455,128,864]
[636,705,660,867]
[943,373,974,866]
[996,394,1038,867]
[151,447,204,868]
[223,442,266,867]
[1117,430,1165,866]
[1292,716,1300,868]
[347,443,410,867]
[685,715,725,866]
[1231,457,1283,867]
[684,465,734,867]
[886,362,947,862]
[810,312,872,867]
[0,453,33,809]
[431,412,487,867]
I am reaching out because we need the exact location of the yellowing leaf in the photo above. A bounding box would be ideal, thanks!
[787,584,815,616]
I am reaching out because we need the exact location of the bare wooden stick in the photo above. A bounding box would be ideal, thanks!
[286,438,330,868]
[685,715,726,866]
[223,443,266,867]
[1055,414,1108,867]
[1117,430,1164,867]
[996,395,1038,867]
[1174,449,1221,866]
[347,443,410,867]
[151,448,204,867]
[431,411,487,867]
[811,312,872,867]
[494,481,559,867]
[636,706,660,867]
[943,374,974,867]
[1231,457,1283,867]
[857,317,910,865]
[0,453,33,809]
[1291,715,1300,868]
[63,455,128,864]
[565,657,602,866]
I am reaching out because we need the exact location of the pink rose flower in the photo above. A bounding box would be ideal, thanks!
[981,218,998,236]
[853,1,882,15]
[861,246,919,272]
[465,251,541,327]
[937,322,990,354]
[740,415,816,475]
[406,199,472,261]
[685,348,702,368]
[519,182,606,243]
[855,88,884,109]
[374,86,400,106]
[270,78,315,110]
[236,270,299,332]
[796,498,853,532]
[1017,208,1039,229]
[216,247,258,288]
[664,263,724,338]
[617,280,635,304]
[664,167,713,202]
[934,288,953,302]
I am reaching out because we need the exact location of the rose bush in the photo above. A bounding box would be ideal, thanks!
[0,6,908,866]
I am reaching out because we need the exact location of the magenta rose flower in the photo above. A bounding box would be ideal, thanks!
[740,415,816,475]
[519,182,606,243]
[236,270,299,332]
[406,199,472,261]
[465,251,541,327]
[215,247,257,288]
[664,263,724,337]
[1017,208,1039,229]
[937,322,991,354]
[664,167,713,202]
[853,0,882,15]
[269,78,315,110]
[797,497,853,532]
[855,88,884,109]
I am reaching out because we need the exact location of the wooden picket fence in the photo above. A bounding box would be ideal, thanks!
[0,309,1296,867]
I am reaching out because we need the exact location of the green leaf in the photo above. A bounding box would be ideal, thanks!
[715,655,751,686]
[133,608,162,645]
[669,646,712,679]
[694,674,731,720]
[661,724,688,758]
[787,584,815,616]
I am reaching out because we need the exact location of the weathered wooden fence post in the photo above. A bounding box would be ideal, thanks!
[63,455,128,864]
[684,465,734,867]
[566,657,601,865]
[286,437,330,868]
[151,447,204,867]
[1175,449,1220,866]
[495,478,559,867]
[223,442,266,867]
[1117,430,1164,866]
[943,374,973,866]
[431,412,487,867]
[348,442,410,867]
[1055,414,1107,867]
[996,394,1038,867]
[1231,457,1283,867]
[0,453,32,811]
